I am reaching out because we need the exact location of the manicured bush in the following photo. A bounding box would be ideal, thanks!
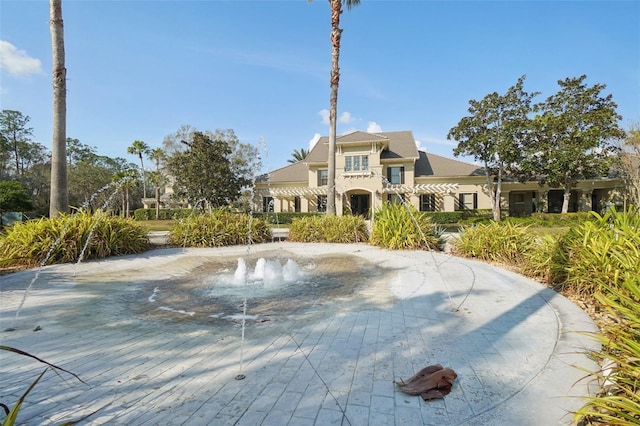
[0,210,149,267]
[287,214,368,243]
[168,209,271,247]
[422,211,463,224]
[369,202,439,250]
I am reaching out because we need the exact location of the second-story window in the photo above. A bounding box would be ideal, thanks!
[387,166,405,184]
[345,155,369,172]
[318,169,328,186]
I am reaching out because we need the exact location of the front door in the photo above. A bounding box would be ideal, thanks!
[350,194,370,218]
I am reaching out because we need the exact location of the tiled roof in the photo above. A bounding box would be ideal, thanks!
[261,160,308,183]
[379,131,419,160]
[415,151,484,177]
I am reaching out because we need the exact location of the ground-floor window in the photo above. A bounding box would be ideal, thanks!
[294,196,301,212]
[420,193,436,211]
[317,195,327,212]
[458,193,477,210]
[263,196,274,212]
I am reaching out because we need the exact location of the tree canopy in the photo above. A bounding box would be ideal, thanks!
[448,75,537,220]
[0,180,34,227]
[523,75,626,212]
[165,131,256,209]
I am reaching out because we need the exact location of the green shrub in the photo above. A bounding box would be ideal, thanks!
[0,211,149,267]
[169,209,271,247]
[287,214,368,243]
[455,221,536,264]
[369,202,439,250]
[422,211,463,224]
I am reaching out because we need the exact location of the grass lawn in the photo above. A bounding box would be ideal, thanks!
[141,220,176,231]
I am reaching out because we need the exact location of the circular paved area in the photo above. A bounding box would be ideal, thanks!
[0,243,599,425]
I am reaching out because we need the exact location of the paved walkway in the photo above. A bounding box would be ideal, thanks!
[0,243,599,425]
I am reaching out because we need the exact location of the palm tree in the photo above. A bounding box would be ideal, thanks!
[49,0,68,216]
[113,168,138,218]
[148,147,165,219]
[326,0,360,215]
[288,148,309,163]
[127,140,150,199]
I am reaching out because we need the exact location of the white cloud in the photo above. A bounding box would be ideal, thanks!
[366,121,382,133]
[338,111,353,124]
[308,133,321,150]
[0,41,43,76]
[318,109,355,125]
[318,109,330,125]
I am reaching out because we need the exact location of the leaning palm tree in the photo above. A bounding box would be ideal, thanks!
[49,0,68,216]
[325,0,360,215]
[287,148,309,163]
[148,147,165,219]
[127,140,150,199]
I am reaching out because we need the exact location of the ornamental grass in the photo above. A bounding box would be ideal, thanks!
[168,209,271,247]
[0,210,149,267]
[369,202,439,250]
[287,214,368,243]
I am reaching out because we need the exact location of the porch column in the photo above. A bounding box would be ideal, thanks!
[336,193,345,216]
[443,192,456,212]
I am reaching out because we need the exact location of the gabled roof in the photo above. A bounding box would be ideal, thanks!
[305,130,418,163]
[337,130,389,143]
[415,152,484,177]
[261,130,484,184]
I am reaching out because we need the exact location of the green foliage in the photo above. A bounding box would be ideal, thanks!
[455,221,536,263]
[523,75,626,213]
[369,202,439,250]
[448,76,538,220]
[133,208,193,221]
[573,259,640,424]
[164,129,259,209]
[168,209,271,247]
[287,214,368,243]
[0,211,149,267]
[422,211,464,224]
[0,181,34,216]
[557,208,640,296]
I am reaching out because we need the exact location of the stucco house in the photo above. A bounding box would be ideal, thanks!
[253,130,622,217]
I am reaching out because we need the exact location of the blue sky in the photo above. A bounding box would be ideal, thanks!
[1,0,639,172]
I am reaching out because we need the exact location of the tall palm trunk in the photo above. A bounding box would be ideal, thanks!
[49,0,68,216]
[138,153,147,199]
[326,0,343,215]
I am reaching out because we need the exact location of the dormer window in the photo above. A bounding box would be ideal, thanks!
[345,155,369,172]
